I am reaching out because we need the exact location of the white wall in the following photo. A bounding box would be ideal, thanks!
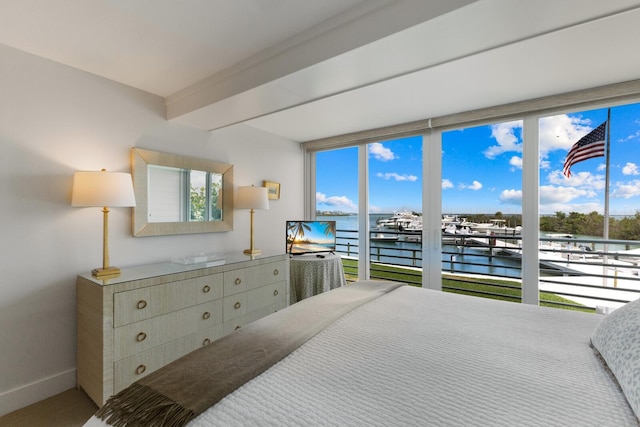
[0,43,304,415]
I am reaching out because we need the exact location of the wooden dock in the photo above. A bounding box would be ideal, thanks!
[444,235,522,254]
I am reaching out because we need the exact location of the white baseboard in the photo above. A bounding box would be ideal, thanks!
[0,368,76,417]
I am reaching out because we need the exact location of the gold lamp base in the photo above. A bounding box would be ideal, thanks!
[243,248,262,255]
[92,266,121,278]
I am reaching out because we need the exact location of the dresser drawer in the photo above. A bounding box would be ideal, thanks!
[222,292,247,322]
[223,261,285,296]
[248,261,285,287]
[223,268,246,296]
[222,297,287,335]
[113,324,224,393]
[223,317,246,335]
[113,299,223,361]
[114,274,222,327]
[261,261,286,285]
[247,281,286,312]
[196,274,224,304]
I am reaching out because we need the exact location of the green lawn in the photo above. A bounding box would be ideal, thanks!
[341,258,594,313]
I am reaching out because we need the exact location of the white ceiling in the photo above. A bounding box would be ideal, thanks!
[2,0,640,142]
[0,0,371,96]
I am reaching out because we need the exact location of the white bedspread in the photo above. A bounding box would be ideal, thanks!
[191,286,638,426]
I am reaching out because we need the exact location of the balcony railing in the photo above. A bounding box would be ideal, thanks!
[334,228,640,312]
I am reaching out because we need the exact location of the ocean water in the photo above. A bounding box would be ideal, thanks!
[319,214,522,277]
[317,214,640,279]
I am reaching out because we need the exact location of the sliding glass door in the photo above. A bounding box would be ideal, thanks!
[441,121,523,301]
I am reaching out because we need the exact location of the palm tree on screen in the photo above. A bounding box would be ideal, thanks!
[287,221,335,253]
[322,221,336,240]
[287,221,312,254]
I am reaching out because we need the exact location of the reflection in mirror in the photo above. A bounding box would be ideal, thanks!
[147,166,222,223]
[132,148,233,236]
[190,169,223,221]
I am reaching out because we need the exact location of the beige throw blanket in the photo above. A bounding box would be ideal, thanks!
[96,280,404,427]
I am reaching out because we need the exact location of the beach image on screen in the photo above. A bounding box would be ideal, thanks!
[286,221,336,254]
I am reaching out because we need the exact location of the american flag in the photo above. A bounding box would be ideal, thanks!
[563,121,607,177]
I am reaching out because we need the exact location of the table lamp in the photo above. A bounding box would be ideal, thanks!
[72,169,136,277]
[236,185,269,255]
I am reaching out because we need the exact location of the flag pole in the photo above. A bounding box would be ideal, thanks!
[604,108,611,240]
[603,108,611,285]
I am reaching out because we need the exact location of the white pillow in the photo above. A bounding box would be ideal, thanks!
[591,297,640,419]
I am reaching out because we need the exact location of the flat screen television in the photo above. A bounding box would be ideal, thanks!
[286,220,336,255]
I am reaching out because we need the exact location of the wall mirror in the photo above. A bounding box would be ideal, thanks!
[131,148,234,236]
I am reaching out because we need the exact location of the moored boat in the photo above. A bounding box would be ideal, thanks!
[371,233,399,242]
[470,219,521,236]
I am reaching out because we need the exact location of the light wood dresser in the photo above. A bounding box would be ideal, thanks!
[76,252,289,407]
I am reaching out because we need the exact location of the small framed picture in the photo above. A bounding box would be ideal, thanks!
[264,181,280,200]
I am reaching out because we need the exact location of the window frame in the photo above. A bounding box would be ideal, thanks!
[304,80,640,304]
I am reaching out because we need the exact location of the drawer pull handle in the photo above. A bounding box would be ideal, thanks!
[273,289,279,296]
[136,332,147,342]
[234,301,241,310]
[235,325,241,331]
[203,285,210,293]
[203,338,211,346]
[202,311,211,320]
[137,300,147,310]
[135,365,146,375]
[234,277,241,286]
[273,268,279,276]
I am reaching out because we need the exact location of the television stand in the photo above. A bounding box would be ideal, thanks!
[289,252,346,304]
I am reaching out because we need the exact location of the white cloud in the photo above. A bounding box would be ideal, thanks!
[483,121,522,159]
[621,129,640,142]
[500,189,521,205]
[469,180,483,190]
[538,114,593,159]
[369,142,395,161]
[442,179,454,189]
[622,162,640,176]
[612,180,640,199]
[479,115,603,172]
[376,172,418,181]
[538,185,602,214]
[547,170,604,193]
[315,192,357,211]
[509,156,522,169]
[460,180,483,190]
[540,185,591,204]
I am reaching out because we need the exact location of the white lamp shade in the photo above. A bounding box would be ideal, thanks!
[72,171,136,207]
[235,186,269,210]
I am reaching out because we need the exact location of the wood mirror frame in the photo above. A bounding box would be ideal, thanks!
[131,148,234,236]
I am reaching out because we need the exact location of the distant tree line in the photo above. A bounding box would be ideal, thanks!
[540,211,640,240]
[462,211,640,241]
[462,212,521,229]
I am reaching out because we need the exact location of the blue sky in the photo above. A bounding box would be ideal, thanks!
[316,102,640,216]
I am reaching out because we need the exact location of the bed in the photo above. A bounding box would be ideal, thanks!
[85,280,640,426]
